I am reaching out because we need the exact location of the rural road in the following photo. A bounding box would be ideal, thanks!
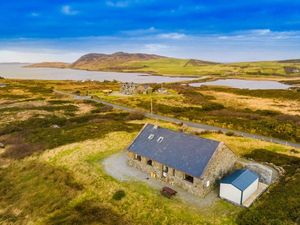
[54,90,300,149]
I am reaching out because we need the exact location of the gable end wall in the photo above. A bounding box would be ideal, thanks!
[200,143,238,195]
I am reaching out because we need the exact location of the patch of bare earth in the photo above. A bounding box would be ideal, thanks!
[0,100,48,109]
[0,110,53,126]
[202,91,300,116]
[75,103,94,115]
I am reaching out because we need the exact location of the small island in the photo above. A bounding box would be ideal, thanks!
[25,62,70,69]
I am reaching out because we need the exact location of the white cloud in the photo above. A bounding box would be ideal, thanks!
[217,29,300,41]
[61,5,79,16]
[30,12,40,17]
[106,1,129,8]
[247,29,271,35]
[0,29,299,63]
[158,32,187,40]
[121,27,158,36]
[144,44,168,53]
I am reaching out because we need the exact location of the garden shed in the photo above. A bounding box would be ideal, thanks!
[220,169,259,205]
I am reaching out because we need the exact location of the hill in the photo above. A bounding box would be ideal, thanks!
[71,52,166,71]
[183,59,219,67]
[28,52,300,77]
[278,59,300,63]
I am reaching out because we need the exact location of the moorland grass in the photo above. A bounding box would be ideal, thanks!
[0,79,299,224]
[200,85,300,101]
[96,85,300,142]
[0,161,82,224]
[237,150,300,225]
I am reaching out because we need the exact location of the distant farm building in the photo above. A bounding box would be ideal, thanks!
[156,87,168,94]
[102,89,113,94]
[220,169,259,206]
[127,124,237,197]
[120,82,138,95]
[284,66,300,74]
[120,82,152,95]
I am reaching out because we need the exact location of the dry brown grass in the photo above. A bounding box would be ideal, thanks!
[0,110,52,126]
[0,100,47,109]
[1,135,44,160]
[75,103,95,115]
[201,132,299,157]
[201,90,300,116]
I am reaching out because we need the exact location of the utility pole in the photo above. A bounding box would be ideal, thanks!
[150,95,153,115]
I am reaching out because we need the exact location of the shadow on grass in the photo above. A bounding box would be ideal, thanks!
[47,200,131,225]
[0,161,82,224]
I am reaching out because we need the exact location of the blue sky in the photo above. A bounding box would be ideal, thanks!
[0,0,300,62]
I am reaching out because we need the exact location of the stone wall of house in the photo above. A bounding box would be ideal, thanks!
[200,143,238,196]
[120,82,138,95]
[127,144,237,197]
[120,83,152,95]
[127,152,211,197]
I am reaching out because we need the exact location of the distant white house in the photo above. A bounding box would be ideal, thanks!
[220,169,259,205]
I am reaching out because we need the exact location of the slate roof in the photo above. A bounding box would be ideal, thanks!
[128,124,221,177]
[221,169,259,191]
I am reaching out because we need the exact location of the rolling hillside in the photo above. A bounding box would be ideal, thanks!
[28,52,300,77]
[71,52,166,71]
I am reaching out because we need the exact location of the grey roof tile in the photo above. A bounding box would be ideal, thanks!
[128,124,220,177]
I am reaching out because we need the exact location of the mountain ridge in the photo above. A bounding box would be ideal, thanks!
[27,52,300,77]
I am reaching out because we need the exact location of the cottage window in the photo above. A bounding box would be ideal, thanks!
[162,165,168,172]
[162,165,168,177]
[148,134,154,140]
[206,180,210,187]
[157,136,164,143]
[134,154,141,161]
[147,159,153,166]
[184,174,194,183]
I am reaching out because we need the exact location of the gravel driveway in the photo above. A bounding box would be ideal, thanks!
[102,151,219,208]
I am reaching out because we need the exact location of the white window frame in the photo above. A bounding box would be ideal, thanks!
[162,165,168,177]
[148,134,155,140]
[206,180,210,187]
[157,136,164,143]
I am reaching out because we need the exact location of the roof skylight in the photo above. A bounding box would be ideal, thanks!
[157,136,164,143]
[148,134,155,140]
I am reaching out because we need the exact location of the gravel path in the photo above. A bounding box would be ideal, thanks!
[54,90,300,149]
[102,151,218,208]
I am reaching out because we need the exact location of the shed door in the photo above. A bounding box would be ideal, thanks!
[220,183,241,205]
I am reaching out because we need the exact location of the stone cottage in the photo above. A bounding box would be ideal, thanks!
[127,124,237,197]
[120,82,152,95]
[120,82,138,95]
